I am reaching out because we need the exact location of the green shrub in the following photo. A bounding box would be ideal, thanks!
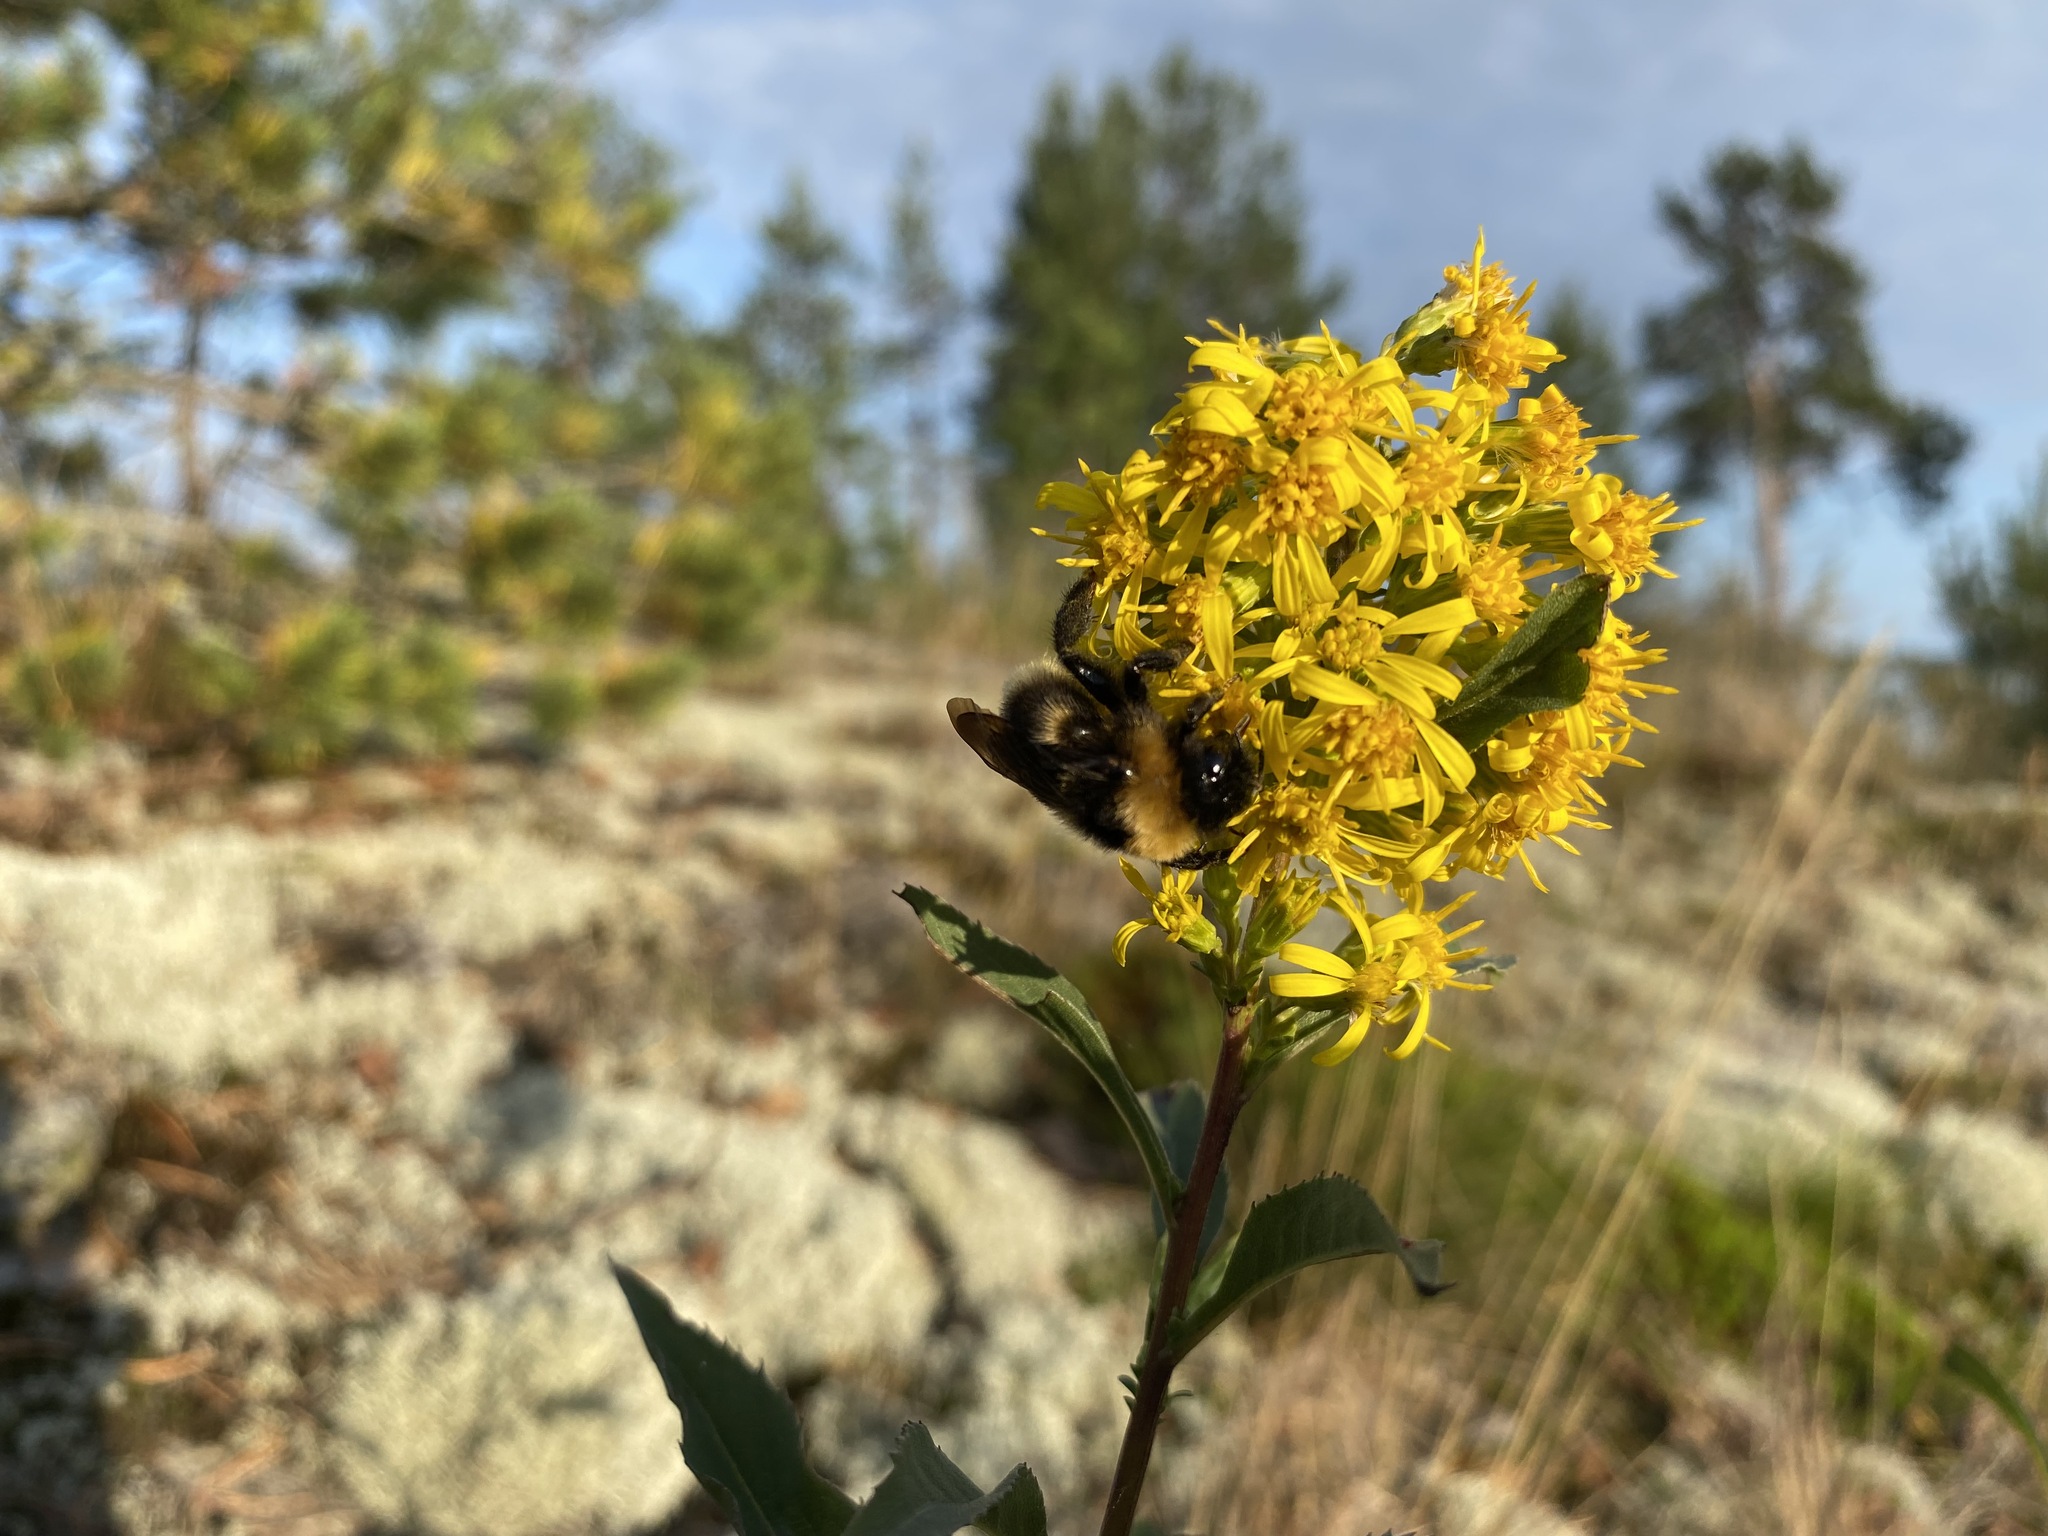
[528,666,599,746]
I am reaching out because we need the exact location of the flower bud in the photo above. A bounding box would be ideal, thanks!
[1244,874,1325,958]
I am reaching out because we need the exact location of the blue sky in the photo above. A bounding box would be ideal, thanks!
[594,0,2048,649]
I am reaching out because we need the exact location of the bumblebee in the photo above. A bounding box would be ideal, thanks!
[948,579,1260,868]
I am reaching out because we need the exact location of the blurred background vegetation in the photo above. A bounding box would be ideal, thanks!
[0,3,2037,774]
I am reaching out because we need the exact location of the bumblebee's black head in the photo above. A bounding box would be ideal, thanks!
[1177,728,1259,834]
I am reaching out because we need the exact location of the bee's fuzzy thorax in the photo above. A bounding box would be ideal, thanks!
[1118,715,1201,862]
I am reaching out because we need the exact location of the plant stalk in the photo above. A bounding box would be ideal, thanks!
[1097,1002,1252,1536]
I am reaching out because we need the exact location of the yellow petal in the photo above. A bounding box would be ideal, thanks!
[1374,651,1462,699]
[1288,662,1378,707]
[1113,920,1148,966]
[1386,990,1434,1060]
[1271,533,1334,618]
[1188,342,1275,382]
[1366,911,1424,947]
[1271,972,1349,998]
[1288,532,1337,608]
[1312,1010,1373,1066]
[1406,829,1460,883]
[1415,717,1477,789]
[1277,942,1356,980]
[1037,482,1105,517]
[1344,439,1401,514]
[1200,588,1237,676]
[1158,501,1207,582]
[1260,699,1294,778]
[1359,660,1435,718]
[1382,597,1477,638]
[1415,747,1445,823]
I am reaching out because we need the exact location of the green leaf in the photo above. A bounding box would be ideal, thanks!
[1145,1083,1228,1262]
[1170,1176,1448,1356]
[898,886,1178,1215]
[1945,1341,2048,1492]
[1385,293,1462,376]
[613,1263,856,1536]
[1437,573,1611,749]
[843,1422,1047,1536]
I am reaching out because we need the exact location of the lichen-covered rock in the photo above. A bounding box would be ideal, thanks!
[276,821,638,964]
[325,1257,689,1536]
[926,1295,1134,1505]
[908,1011,1037,1114]
[0,1087,105,1237]
[1670,1045,1903,1200]
[1918,1106,2048,1275]
[836,1096,1134,1308]
[0,831,298,1082]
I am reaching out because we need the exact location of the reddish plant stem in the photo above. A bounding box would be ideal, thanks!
[1097,1006,1252,1536]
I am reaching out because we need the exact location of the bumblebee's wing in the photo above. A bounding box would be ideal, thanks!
[947,698,1023,785]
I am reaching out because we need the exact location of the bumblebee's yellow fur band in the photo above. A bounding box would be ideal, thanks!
[1120,718,1199,862]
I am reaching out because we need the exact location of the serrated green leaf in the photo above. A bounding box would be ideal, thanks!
[1144,1083,1228,1261]
[1945,1341,2048,1492]
[614,1263,856,1536]
[1437,573,1610,750]
[843,1422,1047,1536]
[1170,1176,1448,1356]
[899,886,1178,1215]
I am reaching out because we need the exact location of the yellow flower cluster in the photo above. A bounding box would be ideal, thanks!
[1039,236,1694,1060]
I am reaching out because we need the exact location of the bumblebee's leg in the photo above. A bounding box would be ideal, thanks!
[1060,653,1125,712]
[1050,579,1129,710]
[1121,642,1193,704]
[1162,843,1228,871]
[1128,643,1192,675]
[1051,577,1099,655]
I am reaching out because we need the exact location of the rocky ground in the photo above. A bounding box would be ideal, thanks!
[2,625,2047,1534]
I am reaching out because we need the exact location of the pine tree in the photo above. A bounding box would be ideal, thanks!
[1941,458,2048,755]
[0,1,836,765]
[1641,142,1968,622]
[977,48,1344,575]
[872,142,964,578]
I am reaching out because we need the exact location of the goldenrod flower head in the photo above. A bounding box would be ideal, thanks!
[1461,533,1542,631]
[1027,237,1692,1060]
[1399,432,1471,522]
[1271,892,1488,1061]
[1314,697,1417,784]
[1114,860,1221,965]
[1440,233,1560,404]
[1163,425,1247,511]
[1163,569,1225,643]
[1578,613,1675,739]
[1037,453,1167,593]
[1564,474,1698,592]
[1315,592,1387,673]
[1505,384,1606,501]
